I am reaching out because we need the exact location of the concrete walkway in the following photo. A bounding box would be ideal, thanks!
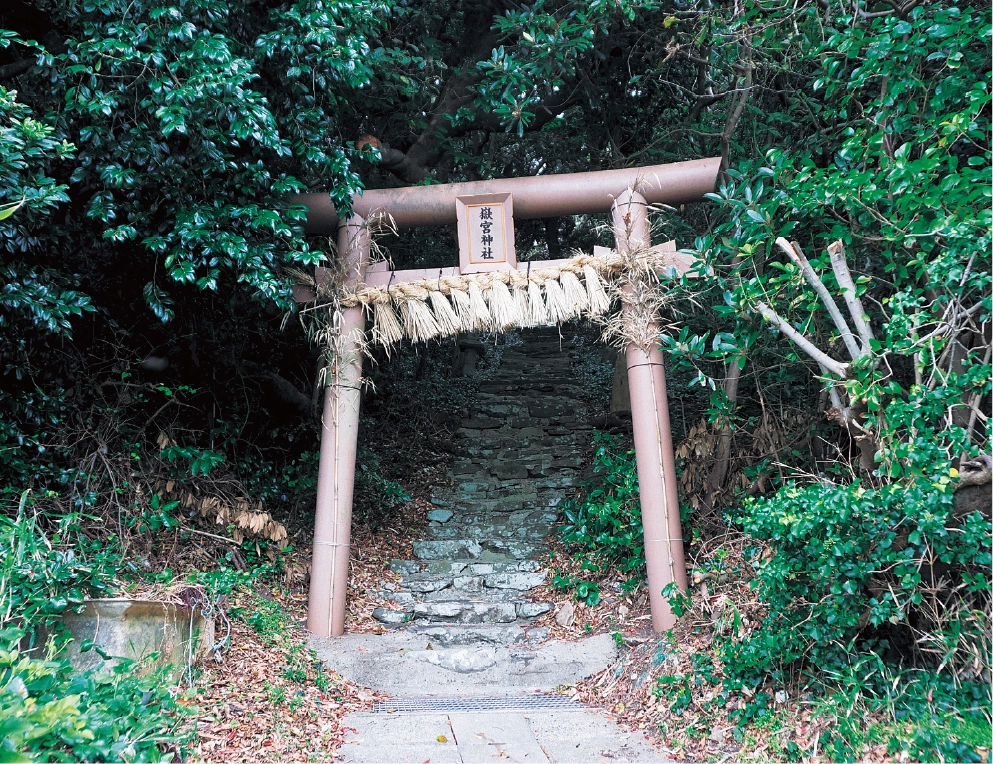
[338,708,669,763]
[313,626,670,762]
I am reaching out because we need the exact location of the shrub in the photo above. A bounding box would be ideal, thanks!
[719,477,991,688]
[0,630,187,763]
[556,431,645,603]
[0,493,187,762]
[0,493,120,636]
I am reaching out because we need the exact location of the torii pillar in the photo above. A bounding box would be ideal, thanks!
[307,214,370,637]
[612,190,688,632]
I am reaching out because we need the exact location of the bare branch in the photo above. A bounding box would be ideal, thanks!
[755,301,850,378]
[719,36,752,175]
[827,240,875,348]
[965,344,992,445]
[916,299,991,345]
[776,237,862,360]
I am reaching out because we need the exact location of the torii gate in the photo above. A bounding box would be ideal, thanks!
[294,157,721,638]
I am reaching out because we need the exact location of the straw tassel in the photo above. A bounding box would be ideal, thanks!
[400,297,441,343]
[467,281,493,331]
[487,279,522,331]
[527,279,550,326]
[560,270,590,314]
[449,288,475,332]
[512,284,533,328]
[543,277,573,324]
[583,264,611,316]
[371,298,403,346]
[429,290,461,336]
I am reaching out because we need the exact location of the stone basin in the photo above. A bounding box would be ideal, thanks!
[56,598,214,675]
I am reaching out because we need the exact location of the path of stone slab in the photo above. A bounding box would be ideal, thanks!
[312,329,668,763]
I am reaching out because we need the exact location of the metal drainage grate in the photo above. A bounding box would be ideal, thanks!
[372,695,583,714]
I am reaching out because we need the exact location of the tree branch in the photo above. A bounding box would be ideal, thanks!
[0,58,33,80]
[827,240,875,348]
[755,301,851,378]
[775,237,862,360]
[719,37,752,175]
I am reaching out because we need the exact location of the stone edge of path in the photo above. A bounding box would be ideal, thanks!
[309,631,620,697]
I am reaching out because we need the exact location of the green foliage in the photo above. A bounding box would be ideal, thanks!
[720,478,990,686]
[352,447,410,528]
[681,4,990,480]
[245,597,289,648]
[159,445,224,478]
[810,665,990,763]
[0,84,90,335]
[0,493,120,633]
[556,432,644,602]
[0,494,186,763]
[0,635,187,763]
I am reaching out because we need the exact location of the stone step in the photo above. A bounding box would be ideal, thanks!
[400,568,548,594]
[443,496,567,514]
[371,585,526,607]
[453,476,575,493]
[407,623,549,646]
[390,559,542,576]
[370,599,553,626]
[412,599,553,624]
[427,524,554,541]
[427,508,559,526]
[411,538,545,561]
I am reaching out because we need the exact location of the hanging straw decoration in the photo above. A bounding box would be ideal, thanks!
[584,264,611,316]
[448,288,475,332]
[542,277,573,324]
[512,283,533,328]
[302,244,691,348]
[527,278,549,326]
[487,279,522,330]
[429,290,461,336]
[371,296,404,347]
[466,281,492,330]
[560,270,590,314]
[399,289,441,343]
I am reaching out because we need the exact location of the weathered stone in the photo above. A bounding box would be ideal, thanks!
[529,404,569,418]
[518,602,553,618]
[403,577,452,593]
[370,330,612,635]
[371,590,417,606]
[524,626,550,642]
[461,416,503,429]
[416,646,498,673]
[451,575,484,592]
[426,509,454,523]
[413,601,518,624]
[484,571,547,590]
[412,539,481,560]
[411,624,526,646]
[555,601,576,627]
[373,608,411,626]
[492,462,529,480]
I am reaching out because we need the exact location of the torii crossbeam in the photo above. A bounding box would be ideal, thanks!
[294,157,721,637]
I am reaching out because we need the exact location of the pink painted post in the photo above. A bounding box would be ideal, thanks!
[307,214,370,638]
[611,190,689,633]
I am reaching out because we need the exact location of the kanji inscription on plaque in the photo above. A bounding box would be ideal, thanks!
[456,192,516,274]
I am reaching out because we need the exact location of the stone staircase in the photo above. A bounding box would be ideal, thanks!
[372,328,594,644]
